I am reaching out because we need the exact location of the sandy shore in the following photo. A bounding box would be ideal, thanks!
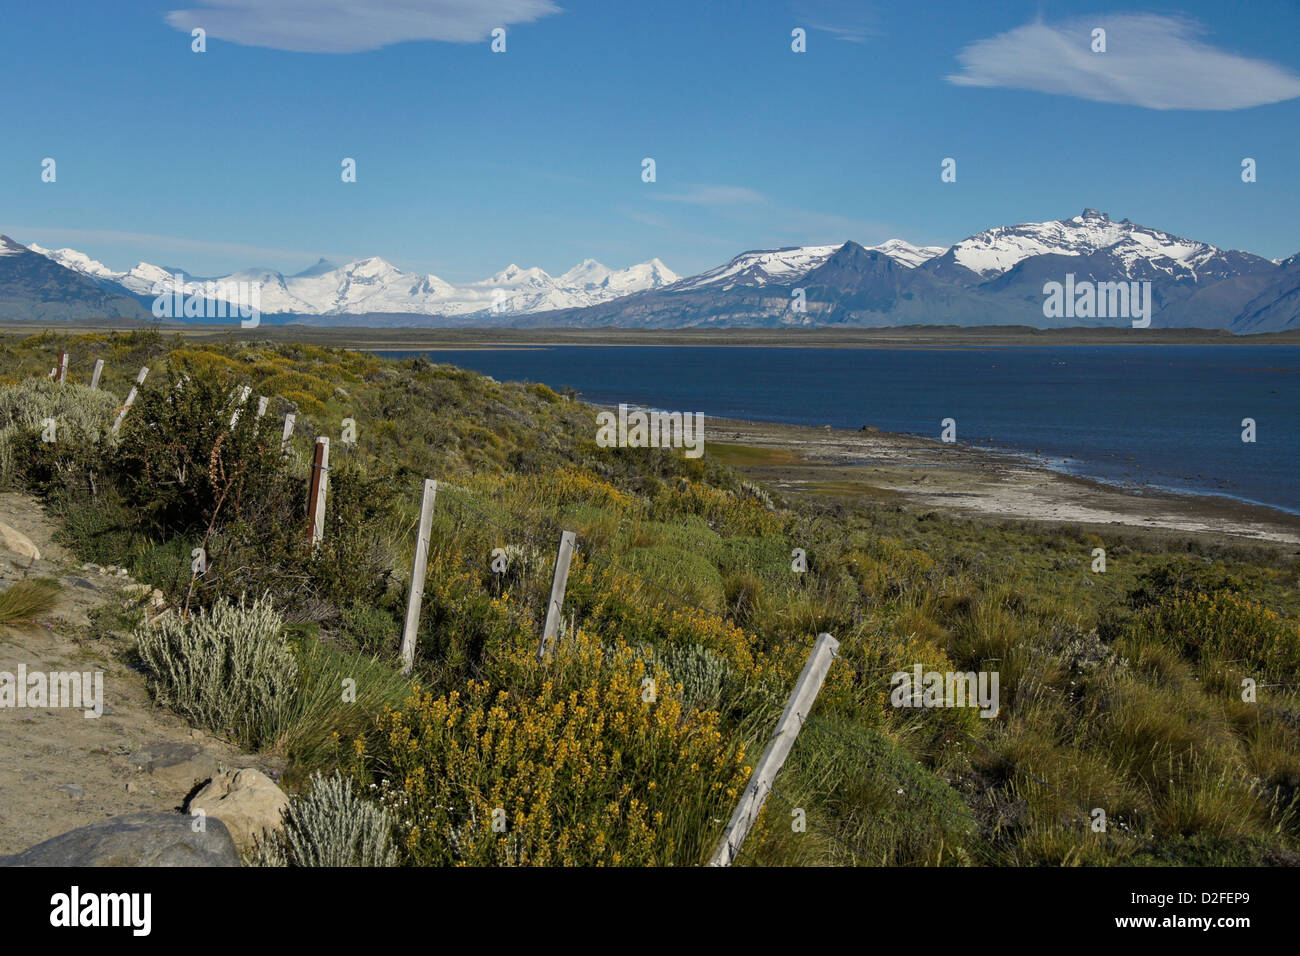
[705,416,1300,548]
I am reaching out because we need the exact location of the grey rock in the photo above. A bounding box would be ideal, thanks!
[125,742,219,793]
[55,783,84,800]
[0,812,240,867]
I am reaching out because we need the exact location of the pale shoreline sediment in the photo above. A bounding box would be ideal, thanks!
[700,414,1300,547]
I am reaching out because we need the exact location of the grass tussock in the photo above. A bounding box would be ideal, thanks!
[0,578,60,625]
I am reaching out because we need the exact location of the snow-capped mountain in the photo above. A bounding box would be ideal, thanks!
[924,208,1273,284]
[672,240,944,292]
[13,211,1297,330]
[28,245,680,317]
[0,235,148,321]
[514,211,1294,332]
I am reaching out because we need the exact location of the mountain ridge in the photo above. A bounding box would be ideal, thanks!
[11,211,1299,331]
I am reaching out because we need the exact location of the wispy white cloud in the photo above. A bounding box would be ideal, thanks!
[648,184,766,206]
[792,0,878,43]
[948,13,1300,110]
[165,0,561,54]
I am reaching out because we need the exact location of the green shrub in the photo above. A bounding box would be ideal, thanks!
[114,367,288,536]
[1127,560,1244,610]
[135,593,298,748]
[339,603,401,656]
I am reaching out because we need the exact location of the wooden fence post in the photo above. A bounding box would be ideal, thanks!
[281,413,296,455]
[307,437,330,548]
[708,632,840,867]
[399,479,438,675]
[89,359,104,390]
[229,385,252,427]
[111,366,149,435]
[56,351,68,383]
[537,530,576,660]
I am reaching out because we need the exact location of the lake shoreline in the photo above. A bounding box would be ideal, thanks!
[6,320,1300,349]
[697,413,1300,548]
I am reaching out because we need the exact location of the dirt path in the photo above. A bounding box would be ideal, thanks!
[0,493,269,855]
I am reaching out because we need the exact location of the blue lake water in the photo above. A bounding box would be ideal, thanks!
[377,345,1300,515]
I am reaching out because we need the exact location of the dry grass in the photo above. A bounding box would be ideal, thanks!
[0,578,60,626]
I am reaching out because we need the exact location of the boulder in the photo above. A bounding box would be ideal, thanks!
[125,742,219,794]
[0,812,239,867]
[0,521,39,564]
[186,768,289,854]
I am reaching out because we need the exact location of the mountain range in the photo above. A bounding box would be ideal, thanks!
[4,210,1297,331]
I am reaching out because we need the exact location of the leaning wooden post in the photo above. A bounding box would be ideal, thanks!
[709,632,840,867]
[537,530,577,660]
[111,366,149,435]
[56,351,68,383]
[307,437,330,548]
[228,385,252,427]
[281,413,296,455]
[399,479,438,675]
[89,359,104,390]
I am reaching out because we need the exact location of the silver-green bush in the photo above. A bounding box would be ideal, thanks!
[659,641,736,712]
[0,378,120,487]
[135,593,297,748]
[252,771,398,867]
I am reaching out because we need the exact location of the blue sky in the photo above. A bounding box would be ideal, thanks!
[2,0,1298,280]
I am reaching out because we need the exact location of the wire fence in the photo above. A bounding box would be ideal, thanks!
[415,481,1160,860]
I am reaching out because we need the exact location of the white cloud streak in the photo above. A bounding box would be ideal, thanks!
[165,0,561,54]
[948,14,1300,110]
[648,184,766,206]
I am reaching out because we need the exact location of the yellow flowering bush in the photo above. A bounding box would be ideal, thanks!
[652,479,780,536]
[1128,590,1300,677]
[168,347,244,377]
[360,635,750,866]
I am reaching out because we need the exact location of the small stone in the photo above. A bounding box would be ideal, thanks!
[56,784,85,801]
[125,782,137,794]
